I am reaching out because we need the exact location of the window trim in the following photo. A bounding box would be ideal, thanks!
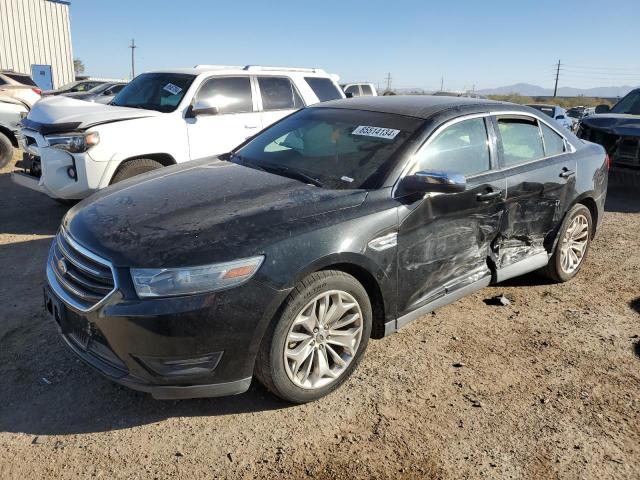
[491,110,576,172]
[392,113,495,197]
[192,75,257,115]
[254,75,306,112]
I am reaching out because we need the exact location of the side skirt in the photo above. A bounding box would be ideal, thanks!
[383,275,492,336]
[494,251,549,283]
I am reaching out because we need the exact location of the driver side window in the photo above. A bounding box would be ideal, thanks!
[413,117,491,176]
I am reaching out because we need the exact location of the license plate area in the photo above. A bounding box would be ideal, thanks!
[44,288,94,348]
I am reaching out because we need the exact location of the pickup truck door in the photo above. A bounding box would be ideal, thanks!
[395,115,506,322]
[255,76,305,132]
[492,115,577,277]
[185,76,262,160]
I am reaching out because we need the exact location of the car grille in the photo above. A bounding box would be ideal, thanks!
[579,125,640,167]
[49,231,116,310]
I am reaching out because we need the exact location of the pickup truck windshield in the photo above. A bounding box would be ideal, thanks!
[111,73,195,113]
[234,107,423,190]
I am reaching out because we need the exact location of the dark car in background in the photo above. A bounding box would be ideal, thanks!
[577,88,640,170]
[60,82,128,104]
[42,79,108,97]
[44,96,608,403]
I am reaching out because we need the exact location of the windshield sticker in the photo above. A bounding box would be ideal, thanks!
[163,83,182,96]
[352,125,400,140]
[341,176,354,183]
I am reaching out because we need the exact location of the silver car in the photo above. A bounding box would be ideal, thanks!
[60,82,128,104]
[526,104,574,131]
[0,95,29,168]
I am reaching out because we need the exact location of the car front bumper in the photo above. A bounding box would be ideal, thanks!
[44,253,290,400]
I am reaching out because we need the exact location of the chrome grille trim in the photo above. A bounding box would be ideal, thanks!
[46,229,118,312]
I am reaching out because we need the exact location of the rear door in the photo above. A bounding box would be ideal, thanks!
[493,114,577,273]
[185,76,261,159]
[396,115,506,318]
[255,76,305,131]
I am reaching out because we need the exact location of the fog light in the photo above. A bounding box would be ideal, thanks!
[136,352,223,377]
[67,166,77,179]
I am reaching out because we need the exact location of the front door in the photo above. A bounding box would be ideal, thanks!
[186,76,262,160]
[493,115,577,269]
[396,116,506,317]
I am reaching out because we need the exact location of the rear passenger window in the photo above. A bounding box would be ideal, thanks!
[414,117,491,176]
[345,85,360,97]
[360,84,374,96]
[541,123,566,156]
[498,117,544,167]
[304,77,343,102]
[196,77,253,114]
[258,77,304,110]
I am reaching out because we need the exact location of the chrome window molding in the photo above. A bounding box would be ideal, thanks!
[46,228,119,313]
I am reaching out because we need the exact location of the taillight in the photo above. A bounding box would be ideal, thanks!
[605,154,612,170]
[32,88,42,95]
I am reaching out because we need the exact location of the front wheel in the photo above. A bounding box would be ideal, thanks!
[542,204,593,282]
[0,132,14,169]
[255,271,372,403]
[110,158,164,184]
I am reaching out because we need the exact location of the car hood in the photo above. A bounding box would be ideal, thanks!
[22,95,160,134]
[580,113,640,136]
[63,158,367,267]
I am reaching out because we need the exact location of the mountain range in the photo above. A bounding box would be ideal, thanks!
[476,83,637,98]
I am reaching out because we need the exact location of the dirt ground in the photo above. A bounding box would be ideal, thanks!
[0,153,638,479]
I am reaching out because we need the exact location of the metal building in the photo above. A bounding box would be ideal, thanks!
[0,0,74,90]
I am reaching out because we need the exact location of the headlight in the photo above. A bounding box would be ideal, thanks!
[46,131,100,153]
[131,256,264,298]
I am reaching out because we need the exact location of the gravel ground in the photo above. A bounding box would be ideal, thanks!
[1,154,638,479]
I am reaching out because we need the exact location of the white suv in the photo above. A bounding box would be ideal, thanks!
[13,65,344,200]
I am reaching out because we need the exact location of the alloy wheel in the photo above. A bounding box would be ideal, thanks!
[283,290,363,390]
[559,213,589,275]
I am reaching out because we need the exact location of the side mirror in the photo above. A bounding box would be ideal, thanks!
[595,104,610,114]
[556,115,565,120]
[189,99,220,117]
[345,92,354,98]
[397,170,466,196]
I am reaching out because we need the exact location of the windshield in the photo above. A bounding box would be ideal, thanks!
[6,73,37,86]
[528,105,555,118]
[111,73,195,112]
[566,108,583,118]
[234,107,423,190]
[610,90,640,115]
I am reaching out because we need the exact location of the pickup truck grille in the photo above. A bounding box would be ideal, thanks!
[48,231,116,310]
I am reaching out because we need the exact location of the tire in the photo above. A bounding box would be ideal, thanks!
[541,204,593,282]
[110,158,164,184]
[0,132,14,169]
[255,270,372,403]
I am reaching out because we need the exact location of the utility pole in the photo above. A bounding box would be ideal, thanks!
[553,59,561,98]
[440,76,444,91]
[129,39,137,79]
[385,72,392,92]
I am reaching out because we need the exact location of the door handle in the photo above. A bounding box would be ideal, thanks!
[559,167,575,179]
[476,190,503,201]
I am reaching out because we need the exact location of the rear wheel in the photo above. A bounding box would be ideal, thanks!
[110,158,164,184]
[0,132,14,169]
[255,270,372,403]
[542,204,592,282]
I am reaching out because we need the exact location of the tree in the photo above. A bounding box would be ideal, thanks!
[73,59,85,76]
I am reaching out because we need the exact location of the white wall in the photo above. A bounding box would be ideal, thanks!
[0,0,74,88]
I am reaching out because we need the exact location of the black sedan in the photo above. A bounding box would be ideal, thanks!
[44,96,608,403]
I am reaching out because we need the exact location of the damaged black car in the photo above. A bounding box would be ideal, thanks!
[577,88,640,169]
[44,96,608,403]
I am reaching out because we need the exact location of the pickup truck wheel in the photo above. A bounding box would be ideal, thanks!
[110,158,164,184]
[255,270,372,403]
[0,132,14,169]
[542,204,592,282]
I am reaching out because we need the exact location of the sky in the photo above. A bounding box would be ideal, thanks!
[69,0,640,92]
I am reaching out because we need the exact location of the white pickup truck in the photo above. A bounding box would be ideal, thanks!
[12,65,344,200]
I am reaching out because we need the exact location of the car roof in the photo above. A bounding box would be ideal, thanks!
[312,95,510,120]
[144,65,334,77]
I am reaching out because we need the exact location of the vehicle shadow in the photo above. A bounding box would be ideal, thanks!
[605,184,640,213]
[0,171,68,236]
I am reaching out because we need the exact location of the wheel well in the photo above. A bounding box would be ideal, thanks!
[578,197,598,238]
[0,126,18,147]
[123,153,177,167]
[319,263,387,339]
